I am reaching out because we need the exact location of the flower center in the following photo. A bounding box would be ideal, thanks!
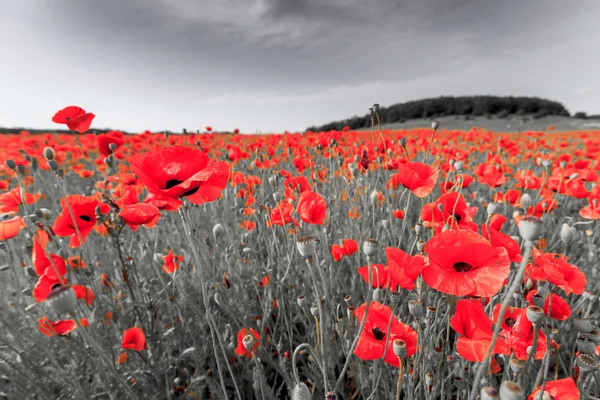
[79,215,92,222]
[372,327,386,341]
[165,179,199,197]
[453,262,473,272]
[454,214,462,222]
[504,318,516,328]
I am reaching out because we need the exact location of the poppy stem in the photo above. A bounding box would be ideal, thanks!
[468,241,533,400]
[395,357,404,400]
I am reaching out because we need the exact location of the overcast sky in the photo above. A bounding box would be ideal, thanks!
[1,0,599,133]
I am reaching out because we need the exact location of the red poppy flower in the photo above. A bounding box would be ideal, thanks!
[267,200,299,227]
[0,215,25,240]
[387,162,439,198]
[450,299,510,362]
[129,146,229,207]
[422,229,511,297]
[353,302,418,367]
[392,209,405,219]
[579,195,600,220]
[52,106,95,133]
[296,190,327,225]
[420,192,478,234]
[525,289,571,320]
[527,250,586,296]
[39,316,89,336]
[52,195,107,247]
[234,327,260,358]
[358,264,390,288]
[481,224,522,262]
[529,378,579,400]
[121,327,147,351]
[488,214,507,231]
[492,304,548,360]
[386,247,425,290]
[119,203,161,231]
[143,193,182,212]
[0,188,40,213]
[162,250,183,274]
[72,285,95,306]
[97,131,125,156]
[331,239,358,261]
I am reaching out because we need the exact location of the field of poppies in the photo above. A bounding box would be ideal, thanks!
[1,106,599,400]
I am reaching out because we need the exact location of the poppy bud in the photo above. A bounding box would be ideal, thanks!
[362,238,379,257]
[518,216,542,241]
[576,353,598,372]
[370,191,379,205]
[392,339,407,358]
[369,107,374,116]
[268,175,278,186]
[408,299,424,318]
[577,337,596,355]
[381,219,390,230]
[525,305,544,324]
[559,160,567,169]
[480,386,499,400]
[291,383,311,400]
[454,161,464,171]
[25,267,37,277]
[212,223,224,238]
[431,120,440,130]
[47,285,78,315]
[242,334,255,351]
[509,358,524,374]
[499,381,524,400]
[573,317,593,334]
[109,143,117,152]
[426,306,436,319]
[560,224,575,244]
[214,292,222,306]
[425,372,433,386]
[372,103,379,112]
[541,159,550,169]
[589,330,600,345]
[16,165,25,175]
[4,159,16,170]
[372,288,383,302]
[297,296,307,308]
[297,236,318,258]
[519,194,532,210]
[47,160,59,172]
[35,208,52,220]
[398,137,406,147]
[487,202,499,216]
[273,192,282,202]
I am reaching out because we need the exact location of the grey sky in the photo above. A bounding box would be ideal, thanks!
[0,0,599,133]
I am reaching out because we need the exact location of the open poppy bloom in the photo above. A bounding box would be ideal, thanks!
[529,378,579,400]
[143,193,182,212]
[0,214,25,240]
[357,264,390,288]
[525,289,571,320]
[97,130,125,156]
[492,304,548,360]
[119,203,161,231]
[353,302,418,367]
[481,224,522,262]
[52,106,95,133]
[162,250,183,274]
[422,229,511,297]
[39,316,89,336]
[450,299,510,362]
[331,239,358,261]
[129,146,229,207]
[386,162,439,198]
[420,192,478,233]
[527,249,586,296]
[52,195,108,247]
[267,200,299,228]
[122,327,147,351]
[386,247,425,290]
[234,327,260,358]
[296,190,327,225]
[0,188,41,213]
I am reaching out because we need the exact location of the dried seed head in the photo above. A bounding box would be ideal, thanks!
[242,334,255,351]
[362,238,379,257]
[588,330,600,345]
[487,202,499,215]
[480,386,499,400]
[573,317,594,334]
[526,305,545,324]
[576,353,598,372]
[416,240,426,252]
[530,293,545,308]
[415,222,423,235]
[291,383,311,400]
[372,288,383,302]
[4,159,16,170]
[499,381,524,400]
[47,285,77,315]
[576,337,596,355]
[297,296,307,308]
[296,236,318,258]
[518,216,543,241]
[393,339,407,358]
[520,194,532,210]
[509,358,525,374]
[408,299,425,318]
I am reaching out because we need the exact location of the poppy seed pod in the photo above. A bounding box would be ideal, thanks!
[4,159,16,170]
[47,285,78,315]
[242,334,255,351]
[273,192,282,202]
[431,120,440,130]
[542,160,550,169]
[559,160,567,169]
[530,293,545,308]
[487,202,499,215]
[268,175,277,186]
[212,223,224,238]
[291,383,311,400]
[297,296,307,307]
[415,222,423,235]
[499,381,524,400]
[576,337,596,355]
[297,236,318,258]
[526,305,545,324]
[518,216,542,241]
[509,358,525,374]
[454,161,464,171]
[408,299,425,318]
[310,306,319,317]
[480,386,499,400]
[362,238,379,257]
[325,392,338,400]
[393,339,407,358]
[372,288,383,302]
[588,330,600,345]
[573,317,593,334]
[519,194,532,210]
[576,353,598,372]
[398,137,407,147]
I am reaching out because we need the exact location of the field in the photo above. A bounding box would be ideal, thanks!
[1,108,600,400]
